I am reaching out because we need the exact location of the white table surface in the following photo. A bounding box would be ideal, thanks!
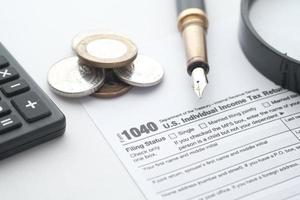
[0,0,299,199]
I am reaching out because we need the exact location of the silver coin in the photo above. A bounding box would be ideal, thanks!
[48,56,105,98]
[113,55,164,87]
[75,32,138,68]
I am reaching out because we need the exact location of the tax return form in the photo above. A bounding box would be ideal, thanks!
[81,22,300,200]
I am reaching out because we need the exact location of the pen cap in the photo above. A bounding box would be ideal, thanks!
[176,0,206,15]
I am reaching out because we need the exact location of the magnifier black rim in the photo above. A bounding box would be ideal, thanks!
[241,0,300,65]
[239,0,300,93]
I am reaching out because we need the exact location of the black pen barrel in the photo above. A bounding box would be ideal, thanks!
[176,0,206,14]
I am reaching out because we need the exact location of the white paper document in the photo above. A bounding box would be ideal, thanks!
[82,34,300,200]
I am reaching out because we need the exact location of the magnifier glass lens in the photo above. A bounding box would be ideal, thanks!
[249,0,300,61]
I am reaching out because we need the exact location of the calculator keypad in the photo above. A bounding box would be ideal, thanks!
[0,67,19,84]
[0,43,65,160]
[0,56,9,68]
[0,102,11,117]
[1,79,30,97]
[0,55,51,126]
[11,92,51,123]
[0,115,22,135]
[0,53,52,130]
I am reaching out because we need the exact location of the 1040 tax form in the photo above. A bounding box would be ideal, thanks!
[82,33,300,200]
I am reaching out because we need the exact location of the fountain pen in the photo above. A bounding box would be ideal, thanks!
[176,0,209,98]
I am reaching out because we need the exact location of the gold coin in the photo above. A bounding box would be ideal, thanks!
[93,70,133,98]
[76,33,138,69]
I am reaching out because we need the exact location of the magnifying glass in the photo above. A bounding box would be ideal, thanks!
[239,0,300,93]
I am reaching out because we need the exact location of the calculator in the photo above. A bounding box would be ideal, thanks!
[0,43,66,160]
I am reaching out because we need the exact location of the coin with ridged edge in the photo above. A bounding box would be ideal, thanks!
[48,57,105,98]
[75,33,138,68]
[93,70,133,98]
[113,55,164,87]
[72,30,104,50]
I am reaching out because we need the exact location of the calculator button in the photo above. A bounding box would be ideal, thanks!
[1,79,30,97]
[0,56,9,68]
[0,115,22,135]
[0,67,19,84]
[11,92,51,123]
[0,102,11,117]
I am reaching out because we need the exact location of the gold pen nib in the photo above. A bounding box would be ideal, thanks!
[192,67,208,98]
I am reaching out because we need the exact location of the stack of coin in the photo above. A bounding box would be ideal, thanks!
[48,32,164,98]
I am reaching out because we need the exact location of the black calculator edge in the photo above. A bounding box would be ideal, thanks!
[0,127,65,160]
[0,113,66,155]
[0,42,66,159]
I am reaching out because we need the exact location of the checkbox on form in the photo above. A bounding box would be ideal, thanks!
[199,123,208,129]
[262,102,271,108]
[169,133,177,139]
